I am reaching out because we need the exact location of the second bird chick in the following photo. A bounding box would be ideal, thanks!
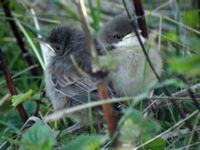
[97,15,162,97]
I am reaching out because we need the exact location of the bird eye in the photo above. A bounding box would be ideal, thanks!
[55,45,60,51]
[113,34,121,40]
[52,44,64,55]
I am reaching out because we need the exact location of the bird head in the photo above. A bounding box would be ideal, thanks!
[46,25,78,56]
[97,15,133,46]
[97,15,146,49]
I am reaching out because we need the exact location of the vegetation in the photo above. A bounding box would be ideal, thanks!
[0,0,200,149]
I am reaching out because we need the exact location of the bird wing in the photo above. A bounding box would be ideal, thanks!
[51,72,99,104]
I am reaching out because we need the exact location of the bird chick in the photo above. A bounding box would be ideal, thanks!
[39,25,103,128]
[97,15,162,97]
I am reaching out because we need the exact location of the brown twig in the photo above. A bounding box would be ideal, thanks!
[75,0,100,73]
[0,48,28,122]
[1,0,39,76]
[75,0,117,139]
[97,80,116,137]
[122,0,196,135]
[132,0,148,38]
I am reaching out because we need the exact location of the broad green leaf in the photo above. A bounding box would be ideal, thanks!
[60,135,105,150]
[170,55,200,75]
[118,109,161,144]
[185,35,200,53]
[141,137,166,150]
[18,121,58,150]
[182,10,199,29]
[11,90,33,107]
[164,31,178,42]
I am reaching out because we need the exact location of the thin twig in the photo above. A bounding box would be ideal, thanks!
[122,0,167,94]
[44,96,200,122]
[75,0,100,73]
[132,0,148,38]
[0,93,10,106]
[0,48,28,122]
[75,0,117,139]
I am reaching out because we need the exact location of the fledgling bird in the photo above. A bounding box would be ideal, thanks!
[38,25,103,128]
[97,15,162,97]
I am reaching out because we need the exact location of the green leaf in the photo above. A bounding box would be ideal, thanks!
[11,90,33,107]
[141,137,166,150]
[170,55,200,75]
[17,121,58,150]
[182,10,199,29]
[118,109,161,144]
[60,135,105,150]
[185,35,200,52]
[164,31,178,42]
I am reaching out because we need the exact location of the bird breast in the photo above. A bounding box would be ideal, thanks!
[106,44,162,97]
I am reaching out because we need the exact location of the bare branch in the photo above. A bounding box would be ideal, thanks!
[0,48,28,122]
[97,80,117,137]
[75,0,100,73]
[44,96,200,122]
[132,0,148,38]
[75,0,117,139]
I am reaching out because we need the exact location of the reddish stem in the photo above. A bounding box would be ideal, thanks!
[97,80,116,137]
[132,0,148,38]
[0,48,28,123]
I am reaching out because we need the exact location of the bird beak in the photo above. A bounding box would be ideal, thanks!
[36,38,55,53]
[122,33,135,41]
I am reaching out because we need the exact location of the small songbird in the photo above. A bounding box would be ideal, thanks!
[97,15,162,97]
[38,25,103,129]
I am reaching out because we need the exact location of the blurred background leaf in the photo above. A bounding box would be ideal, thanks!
[60,135,105,150]
[170,55,200,75]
